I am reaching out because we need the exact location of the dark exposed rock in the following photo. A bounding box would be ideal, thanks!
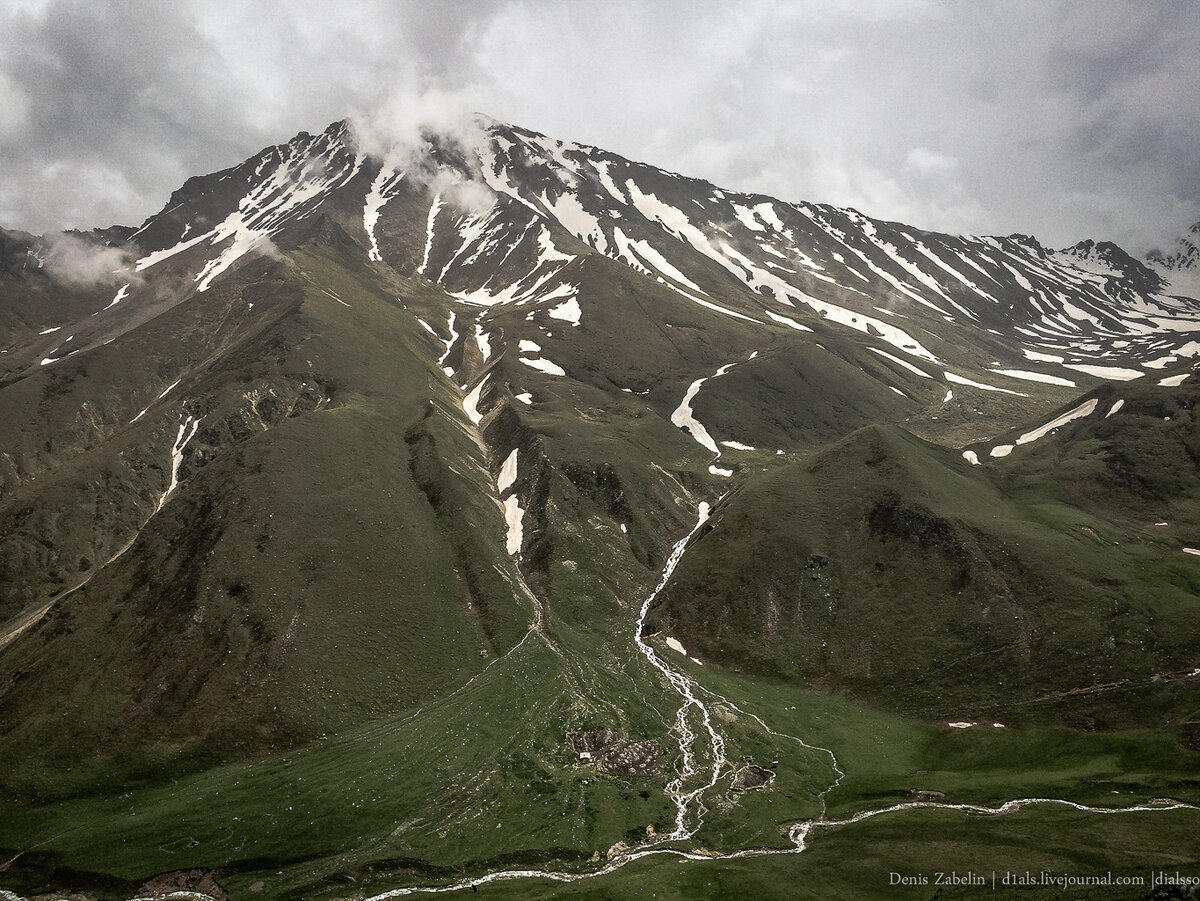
[568,730,661,777]
[731,764,774,791]
[137,867,228,901]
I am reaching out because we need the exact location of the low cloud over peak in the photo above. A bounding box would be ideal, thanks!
[1,0,1196,255]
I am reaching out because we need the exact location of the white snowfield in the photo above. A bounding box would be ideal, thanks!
[961,450,980,465]
[502,494,524,555]
[417,193,443,276]
[363,162,404,262]
[438,311,459,376]
[664,637,687,655]
[519,357,566,376]
[111,121,1200,420]
[1062,363,1145,381]
[869,347,932,378]
[497,448,518,496]
[1105,399,1125,418]
[1158,373,1191,387]
[474,324,492,361]
[671,377,719,454]
[986,368,1077,387]
[1016,399,1098,446]
[158,414,201,511]
[462,374,489,426]
[944,371,1028,397]
[99,283,130,312]
[765,309,813,331]
[1023,349,1066,364]
[990,444,1014,458]
[548,297,582,326]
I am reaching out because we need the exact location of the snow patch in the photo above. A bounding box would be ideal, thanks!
[100,283,130,311]
[548,297,582,326]
[502,494,524,555]
[1105,399,1124,418]
[869,347,933,378]
[157,414,202,511]
[962,450,980,465]
[462,374,489,426]
[1023,349,1066,364]
[986,369,1077,387]
[417,193,442,275]
[474,324,492,361]
[497,448,518,495]
[520,357,566,376]
[765,309,813,331]
[671,377,719,454]
[438,311,459,372]
[1016,399,1097,446]
[945,371,1028,397]
[664,636,687,655]
[363,163,404,262]
[1158,373,1191,387]
[1062,363,1145,381]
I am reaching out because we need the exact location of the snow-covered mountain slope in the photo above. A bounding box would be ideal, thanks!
[10,117,1196,398]
[1148,220,1200,303]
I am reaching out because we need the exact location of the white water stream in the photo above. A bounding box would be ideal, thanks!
[631,501,726,840]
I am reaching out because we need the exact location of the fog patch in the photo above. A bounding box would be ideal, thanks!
[41,232,137,286]
[348,100,497,215]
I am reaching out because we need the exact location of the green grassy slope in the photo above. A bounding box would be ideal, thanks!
[649,422,1200,730]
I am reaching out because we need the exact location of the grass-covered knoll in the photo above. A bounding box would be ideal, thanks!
[988,379,1200,526]
[649,423,1200,730]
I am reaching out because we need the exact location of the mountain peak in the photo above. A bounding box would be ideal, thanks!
[1146,220,1200,272]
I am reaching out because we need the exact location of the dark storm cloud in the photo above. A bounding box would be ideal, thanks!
[0,0,1196,255]
[0,2,248,229]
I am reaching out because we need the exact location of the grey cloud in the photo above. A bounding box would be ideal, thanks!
[41,232,137,286]
[0,0,1196,257]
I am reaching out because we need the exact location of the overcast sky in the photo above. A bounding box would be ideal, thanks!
[1,0,1197,255]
